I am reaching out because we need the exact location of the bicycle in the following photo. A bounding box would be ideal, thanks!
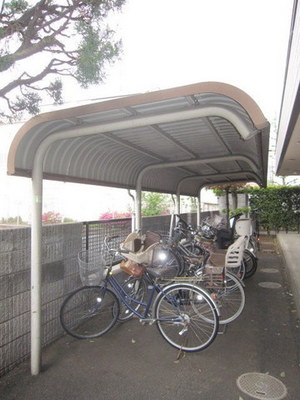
[60,236,220,352]
[147,225,245,325]
[199,215,258,279]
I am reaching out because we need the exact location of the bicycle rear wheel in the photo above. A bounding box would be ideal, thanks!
[60,286,120,339]
[213,272,245,324]
[151,245,183,278]
[227,259,246,280]
[154,283,219,352]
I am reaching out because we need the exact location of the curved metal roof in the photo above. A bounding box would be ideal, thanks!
[7,81,270,196]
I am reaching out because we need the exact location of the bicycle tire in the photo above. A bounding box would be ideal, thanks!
[117,275,147,322]
[183,242,206,257]
[243,249,258,279]
[212,271,245,324]
[60,285,120,339]
[169,246,187,276]
[248,236,259,255]
[154,283,219,352]
[227,258,246,281]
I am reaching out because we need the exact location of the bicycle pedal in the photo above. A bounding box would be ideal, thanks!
[139,318,155,325]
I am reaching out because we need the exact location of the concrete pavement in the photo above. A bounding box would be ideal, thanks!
[277,232,300,319]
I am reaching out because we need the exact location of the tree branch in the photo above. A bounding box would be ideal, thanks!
[0,58,70,97]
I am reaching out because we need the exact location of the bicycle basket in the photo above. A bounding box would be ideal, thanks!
[78,250,106,286]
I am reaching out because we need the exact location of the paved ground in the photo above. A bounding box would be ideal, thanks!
[1,234,300,400]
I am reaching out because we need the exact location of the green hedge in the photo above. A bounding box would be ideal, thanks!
[248,186,300,233]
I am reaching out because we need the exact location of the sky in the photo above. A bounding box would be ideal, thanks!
[0,0,295,222]
[62,0,294,124]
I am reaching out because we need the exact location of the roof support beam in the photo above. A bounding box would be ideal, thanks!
[135,155,259,231]
[29,104,257,154]
[175,170,262,195]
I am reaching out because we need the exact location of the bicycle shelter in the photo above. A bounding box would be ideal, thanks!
[7,81,270,374]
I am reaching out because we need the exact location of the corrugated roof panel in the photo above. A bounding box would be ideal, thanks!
[142,167,189,193]
[8,82,270,194]
[113,125,190,161]
[160,121,228,157]
[131,96,190,115]
[80,107,131,124]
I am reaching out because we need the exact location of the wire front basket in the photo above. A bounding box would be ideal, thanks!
[78,250,106,286]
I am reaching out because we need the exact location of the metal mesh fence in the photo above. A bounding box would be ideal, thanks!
[82,213,210,261]
[82,218,132,264]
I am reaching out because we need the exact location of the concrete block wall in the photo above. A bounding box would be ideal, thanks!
[0,223,83,376]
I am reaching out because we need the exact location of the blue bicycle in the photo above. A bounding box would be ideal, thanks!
[60,236,219,352]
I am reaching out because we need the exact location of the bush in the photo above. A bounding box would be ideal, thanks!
[249,186,300,232]
[42,211,62,224]
[99,212,132,220]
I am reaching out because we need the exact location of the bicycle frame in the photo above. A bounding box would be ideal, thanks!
[106,271,187,322]
[107,272,155,319]
[107,270,219,325]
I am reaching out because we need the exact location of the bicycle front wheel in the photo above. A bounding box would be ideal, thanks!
[183,242,206,257]
[243,249,258,279]
[118,275,147,322]
[154,284,219,352]
[60,286,120,339]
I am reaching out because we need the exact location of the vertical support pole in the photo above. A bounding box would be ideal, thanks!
[31,164,43,375]
[176,193,180,215]
[128,190,136,232]
[135,186,142,232]
[245,193,249,217]
[169,213,174,239]
[197,190,201,228]
[85,223,89,250]
[225,188,230,229]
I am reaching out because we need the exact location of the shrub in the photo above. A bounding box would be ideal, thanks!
[42,211,62,224]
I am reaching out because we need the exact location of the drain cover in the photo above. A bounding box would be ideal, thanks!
[258,282,282,289]
[237,372,287,400]
[260,268,279,274]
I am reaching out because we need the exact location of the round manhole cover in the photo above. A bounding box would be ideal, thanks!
[260,268,279,274]
[237,372,287,400]
[258,282,282,289]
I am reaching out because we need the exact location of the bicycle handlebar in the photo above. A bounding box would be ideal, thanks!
[104,235,130,255]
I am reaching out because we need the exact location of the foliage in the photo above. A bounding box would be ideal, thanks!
[0,0,125,121]
[1,216,27,225]
[221,207,250,218]
[99,211,131,220]
[248,186,300,232]
[211,183,247,197]
[141,192,171,216]
[62,217,77,223]
[180,196,198,213]
[42,211,62,224]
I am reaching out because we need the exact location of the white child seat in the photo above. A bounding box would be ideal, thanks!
[120,231,161,265]
[225,235,246,271]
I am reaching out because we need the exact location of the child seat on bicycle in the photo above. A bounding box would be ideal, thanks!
[120,231,161,265]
